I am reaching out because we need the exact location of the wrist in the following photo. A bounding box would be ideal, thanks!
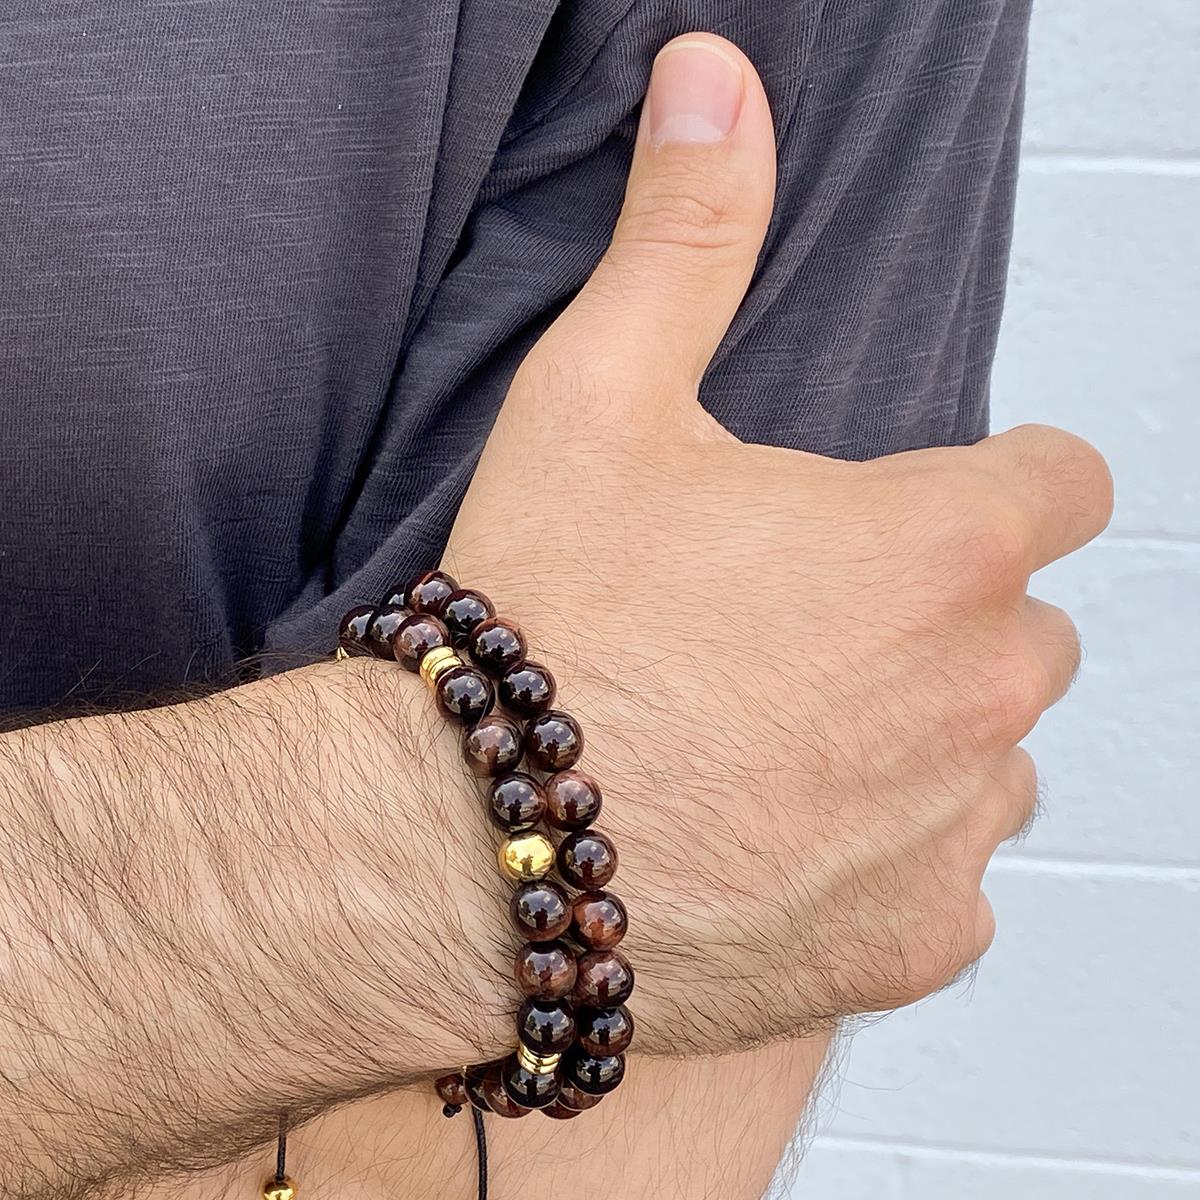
[308,658,516,1070]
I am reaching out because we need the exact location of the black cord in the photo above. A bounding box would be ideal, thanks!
[472,1106,489,1200]
[274,1111,288,1182]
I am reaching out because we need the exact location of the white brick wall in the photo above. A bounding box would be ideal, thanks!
[785,2,1200,1195]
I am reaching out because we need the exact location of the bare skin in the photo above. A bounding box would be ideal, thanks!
[152,1039,831,1200]
[0,34,1111,1200]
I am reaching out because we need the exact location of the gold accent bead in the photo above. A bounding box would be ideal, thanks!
[517,1042,562,1075]
[419,646,462,688]
[498,832,556,883]
[262,1178,296,1200]
[333,645,351,661]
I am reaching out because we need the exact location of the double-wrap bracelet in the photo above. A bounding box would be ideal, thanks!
[260,570,633,1200]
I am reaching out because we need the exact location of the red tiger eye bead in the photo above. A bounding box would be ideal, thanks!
[499,661,556,717]
[442,588,496,647]
[557,1080,604,1111]
[435,1073,468,1107]
[405,570,458,617]
[573,949,635,1007]
[571,889,627,949]
[391,613,451,671]
[435,665,495,725]
[482,1064,530,1118]
[468,617,527,677]
[563,1048,626,1096]
[510,880,572,940]
[576,1005,635,1056]
[517,998,577,1054]
[544,770,603,831]
[462,715,524,777]
[501,1055,561,1110]
[364,604,407,658]
[337,604,375,652]
[524,710,584,771]
[514,940,577,999]
[489,773,546,832]
[464,1065,492,1112]
[557,829,618,889]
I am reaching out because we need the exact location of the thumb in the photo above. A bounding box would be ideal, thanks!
[546,34,777,391]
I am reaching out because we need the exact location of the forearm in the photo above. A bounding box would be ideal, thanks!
[152,1035,833,1200]
[0,662,510,1200]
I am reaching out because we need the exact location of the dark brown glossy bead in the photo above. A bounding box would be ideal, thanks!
[563,1048,626,1096]
[482,1064,530,1118]
[573,949,635,1007]
[544,770,603,831]
[542,1100,582,1120]
[510,880,572,940]
[467,616,526,678]
[391,613,452,671]
[364,604,407,658]
[442,588,496,647]
[434,1073,468,1107]
[464,1065,492,1112]
[517,998,577,1054]
[488,773,545,833]
[501,1055,560,1110]
[499,661,556,717]
[462,715,524,777]
[435,665,494,725]
[337,604,375,652]
[556,829,617,889]
[576,1005,635,1056]
[381,585,407,610]
[557,1080,604,1111]
[570,889,627,950]
[524,710,584,771]
[513,940,578,999]
[405,570,458,617]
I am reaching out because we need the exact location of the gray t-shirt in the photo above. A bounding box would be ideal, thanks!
[0,0,1031,714]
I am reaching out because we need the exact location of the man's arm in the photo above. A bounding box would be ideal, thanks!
[0,33,1109,1200]
[0,662,512,1199]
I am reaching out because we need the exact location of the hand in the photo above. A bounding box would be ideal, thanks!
[440,34,1113,1051]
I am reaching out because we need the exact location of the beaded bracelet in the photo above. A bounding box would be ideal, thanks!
[260,570,634,1199]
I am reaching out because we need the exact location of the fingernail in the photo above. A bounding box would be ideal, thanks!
[648,40,744,147]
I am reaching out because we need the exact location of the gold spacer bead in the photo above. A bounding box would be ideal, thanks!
[262,1178,296,1200]
[517,1043,562,1075]
[419,646,462,688]
[333,645,351,661]
[497,832,556,883]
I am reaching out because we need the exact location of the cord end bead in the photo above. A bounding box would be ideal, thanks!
[261,1178,296,1200]
[442,1103,463,1118]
